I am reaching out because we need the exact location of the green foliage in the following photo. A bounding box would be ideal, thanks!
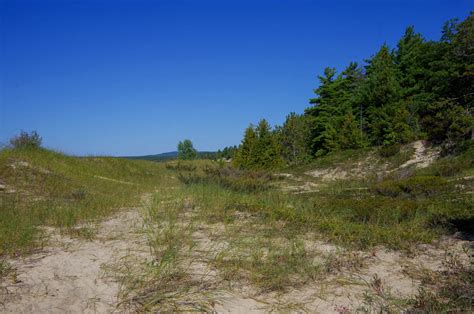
[0,148,170,256]
[177,139,197,160]
[306,63,364,155]
[165,160,197,172]
[338,112,367,149]
[421,99,473,147]
[216,145,238,160]
[276,113,313,165]
[9,131,42,149]
[233,124,256,169]
[378,144,401,158]
[234,120,283,170]
[232,13,473,165]
[179,165,273,193]
[375,176,448,197]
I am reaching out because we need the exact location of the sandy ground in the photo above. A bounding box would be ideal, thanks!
[397,140,440,170]
[189,218,470,313]
[0,209,149,313]
[0,204,470,313]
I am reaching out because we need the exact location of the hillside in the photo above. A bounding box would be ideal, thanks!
[1,143,472,312]
[0,147,167,255]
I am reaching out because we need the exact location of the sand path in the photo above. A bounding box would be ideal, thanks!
[0,208,148,313]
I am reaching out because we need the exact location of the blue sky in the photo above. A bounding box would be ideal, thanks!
[1,0,472,156]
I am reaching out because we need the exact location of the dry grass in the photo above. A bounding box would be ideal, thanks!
[117,188,216,311]
[0,147,168,256]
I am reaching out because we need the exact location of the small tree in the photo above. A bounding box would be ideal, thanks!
[177,139,197,160]
[277,113,312,165]
[233,125,257,168]
[10,131,42,149]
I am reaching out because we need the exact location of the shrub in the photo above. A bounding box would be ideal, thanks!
[378,144,401,158]
[375,176,448,197]
[408,252,474,312]
[178,166,273,193]
[373,180,403,197]
[9,131,42,149]
[165,161,196,171]
[428,157,470,177]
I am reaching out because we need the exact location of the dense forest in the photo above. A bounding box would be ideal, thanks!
[231,13,473,170]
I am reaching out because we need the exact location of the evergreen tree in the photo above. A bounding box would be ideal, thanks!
[392,107,416,144]
[338,112,367,149]
[362,44,401,145]
[252,119,282,169]
[234,125,257,168]
[277,113,312,165]
[306,63,363,155]
[233,13,473,167]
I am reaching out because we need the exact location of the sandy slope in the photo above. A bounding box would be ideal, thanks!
[0,209,149,313]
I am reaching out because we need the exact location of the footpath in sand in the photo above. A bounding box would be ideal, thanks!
[0,207,150,313]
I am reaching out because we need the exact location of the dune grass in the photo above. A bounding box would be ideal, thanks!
[0,147,167,256]
[176,144,473,252]
[118,185,215,312]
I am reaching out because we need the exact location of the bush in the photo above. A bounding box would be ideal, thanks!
[375,176,448,197]
[178,166,273,193]
[9,131,42,149]
[378,144,401,158]
[428,158,471,177]
[165,161,196,171]
[409,252,474,312]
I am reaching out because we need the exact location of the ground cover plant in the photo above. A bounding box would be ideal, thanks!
[0,147,167,256]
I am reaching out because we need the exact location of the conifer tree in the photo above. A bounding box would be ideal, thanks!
[338,112,366,149]
[277,113,312,165]
[234,125,257,168]
[252,119,282,169]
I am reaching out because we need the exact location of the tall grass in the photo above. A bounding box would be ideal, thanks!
[0,147,168,255]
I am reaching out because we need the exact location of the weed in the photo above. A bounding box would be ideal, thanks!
[0,260,11,278]
[407,251,473,312]
[118,189,215,311]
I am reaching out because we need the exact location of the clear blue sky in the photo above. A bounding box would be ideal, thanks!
[1,0,472,156]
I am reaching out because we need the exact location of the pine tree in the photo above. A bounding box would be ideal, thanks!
[252,119,282,169]
[234,125,257,168]
[277,113,312,165]
[338,112,367,149]
[361,44,401,145]
[306,63,363,155]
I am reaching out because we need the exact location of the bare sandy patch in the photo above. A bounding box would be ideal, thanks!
[0,208,149,313]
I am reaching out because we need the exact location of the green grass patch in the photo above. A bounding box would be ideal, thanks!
[0,147,170,256]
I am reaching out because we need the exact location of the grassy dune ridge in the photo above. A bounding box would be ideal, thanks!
[0,147,167,256]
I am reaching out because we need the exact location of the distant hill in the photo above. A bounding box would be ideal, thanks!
[122,151,218,161]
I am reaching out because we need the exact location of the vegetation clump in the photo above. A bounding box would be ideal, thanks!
[177,139,197,160]
[375,176,448,197]
[9,131,42,149]
[178,165,273,193]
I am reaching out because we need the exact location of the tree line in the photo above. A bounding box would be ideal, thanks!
[233,13,473,170]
